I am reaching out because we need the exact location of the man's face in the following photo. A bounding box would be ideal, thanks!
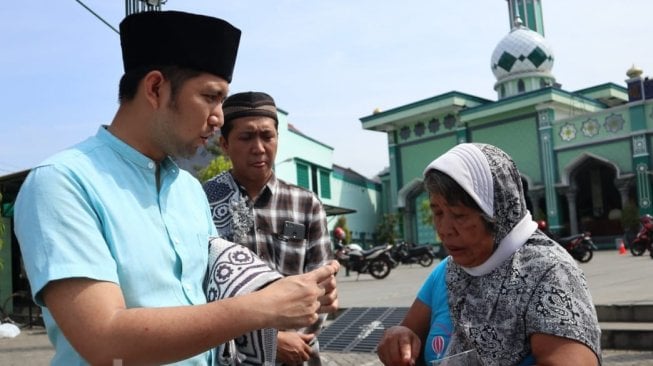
[220,116,278,190]
[152,72,228,160]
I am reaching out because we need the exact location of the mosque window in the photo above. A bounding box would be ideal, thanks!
[500,85,505,97]
[414,122,425,137]
[400,126,411,140]
[428,118,440,133]
[444,114,456,129]
[518,79,525,93]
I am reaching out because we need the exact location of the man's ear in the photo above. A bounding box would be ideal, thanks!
[142,70,166,109]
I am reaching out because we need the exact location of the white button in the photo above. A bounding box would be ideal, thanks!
[148,162,154,169]
[184,284,192,292]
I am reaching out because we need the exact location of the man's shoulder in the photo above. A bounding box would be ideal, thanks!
[32,136,103,172]
[203,171,233,186]
[275,178,317,197]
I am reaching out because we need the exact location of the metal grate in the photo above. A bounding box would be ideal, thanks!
[318,307,408,353]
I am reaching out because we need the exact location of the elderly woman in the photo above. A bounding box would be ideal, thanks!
[377,143,601,366]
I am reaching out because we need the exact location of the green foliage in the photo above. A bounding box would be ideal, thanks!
[621,202,640,231]
[533,207,547,222]
[198,155,232,183]
[0,192,4,271]
[375,213,398,245]
[419,198,433,226]
[334,216,351,244]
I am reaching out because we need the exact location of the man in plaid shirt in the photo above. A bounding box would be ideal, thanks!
[203,91,333,365]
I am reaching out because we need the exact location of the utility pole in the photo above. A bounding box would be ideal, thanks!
[125,0,166,16]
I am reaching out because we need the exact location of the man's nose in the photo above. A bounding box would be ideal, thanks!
[209,106,224,129]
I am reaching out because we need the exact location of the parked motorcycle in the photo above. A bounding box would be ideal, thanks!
[537,220,597,263]
[334,242,395,279]
[390,241,436,267]
[629,214,653,257]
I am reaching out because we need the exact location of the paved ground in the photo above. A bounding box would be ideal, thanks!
[1,250,653,365]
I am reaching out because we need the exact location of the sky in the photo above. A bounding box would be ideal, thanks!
[2,1,653,179]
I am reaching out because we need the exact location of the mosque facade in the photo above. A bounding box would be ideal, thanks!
[361,0,653,246]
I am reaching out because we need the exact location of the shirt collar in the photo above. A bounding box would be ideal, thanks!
[97,125,179,174]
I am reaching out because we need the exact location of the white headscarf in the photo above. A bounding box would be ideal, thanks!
[423,143,537,276]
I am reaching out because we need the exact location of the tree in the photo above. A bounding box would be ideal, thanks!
[196,136,233,183]
[375,213,398,245]
[197,155,232,183]
[419,198,433,226]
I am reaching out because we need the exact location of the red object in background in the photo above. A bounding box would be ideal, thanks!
[334,227,345,240]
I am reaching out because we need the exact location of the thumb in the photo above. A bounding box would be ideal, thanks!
[305,261,339,283]
[400,342,414,364]
[298,332,315,342]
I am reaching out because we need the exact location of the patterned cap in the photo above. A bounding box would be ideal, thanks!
[120,11,241,82]
[222,91,278,124]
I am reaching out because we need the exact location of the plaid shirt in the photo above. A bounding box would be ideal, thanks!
[203,171,333,276]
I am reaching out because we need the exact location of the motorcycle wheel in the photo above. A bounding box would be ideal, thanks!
[630,241,646,256]
[368,258,391,279]
[576,248,593,263]
[418,254,434,267]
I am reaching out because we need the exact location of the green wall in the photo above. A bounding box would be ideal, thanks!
[556,140,633,180]
[0,217,12,313]
[399,135,458,182]
[470,116,542,182]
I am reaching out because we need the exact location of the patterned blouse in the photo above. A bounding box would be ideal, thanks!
[425,143,601,365]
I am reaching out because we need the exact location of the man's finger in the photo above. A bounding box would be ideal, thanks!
[304,261,339,283]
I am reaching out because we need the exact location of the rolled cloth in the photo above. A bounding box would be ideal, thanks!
[206,237,282,365]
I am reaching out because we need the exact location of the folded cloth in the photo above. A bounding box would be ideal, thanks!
[206,237,283,365]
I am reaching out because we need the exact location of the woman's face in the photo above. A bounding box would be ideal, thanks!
[430,193,495,267]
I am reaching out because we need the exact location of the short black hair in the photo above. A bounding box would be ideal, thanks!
[117,66,202,104]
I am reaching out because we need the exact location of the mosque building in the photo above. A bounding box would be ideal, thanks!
[361,0,653,246]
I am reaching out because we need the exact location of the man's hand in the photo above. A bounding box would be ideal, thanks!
[276,330,314,365]
[258,261,339,330]
[376,326,421,366]
[318,260,339,314]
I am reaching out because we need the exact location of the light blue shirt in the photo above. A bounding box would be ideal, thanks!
[417,257,453,362]
[15,126,217,366]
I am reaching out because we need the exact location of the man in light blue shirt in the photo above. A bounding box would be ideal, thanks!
[14,10,338,365]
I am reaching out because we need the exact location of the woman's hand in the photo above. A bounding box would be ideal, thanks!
[376,326,421,366]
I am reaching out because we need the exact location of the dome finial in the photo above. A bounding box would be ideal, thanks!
[513,16,524,28]
[626,64,643,79]
[513,5,524,28]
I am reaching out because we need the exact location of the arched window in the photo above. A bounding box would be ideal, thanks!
[518,79,525,93]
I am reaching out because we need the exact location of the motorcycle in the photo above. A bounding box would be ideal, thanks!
[629,214,653,257]
[334,242,395,279]
[537,220,597,263]
[390,241,436,267]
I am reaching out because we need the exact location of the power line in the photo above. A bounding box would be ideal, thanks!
[74,0,120,34]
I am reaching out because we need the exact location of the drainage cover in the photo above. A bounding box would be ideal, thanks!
[318,307,409,353]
